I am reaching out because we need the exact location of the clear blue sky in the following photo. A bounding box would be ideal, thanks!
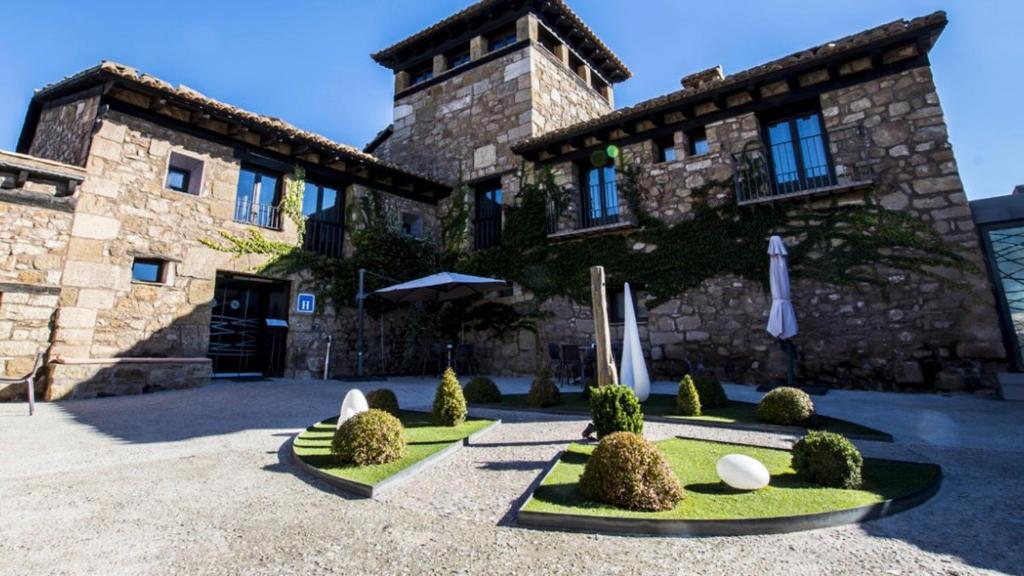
[2,1,1020,199]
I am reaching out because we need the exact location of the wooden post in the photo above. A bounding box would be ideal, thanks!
[590,266,618,387]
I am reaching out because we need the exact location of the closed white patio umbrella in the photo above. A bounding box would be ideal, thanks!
[767,235,798,386]
[766,236,798,340]
[619,282,650,402]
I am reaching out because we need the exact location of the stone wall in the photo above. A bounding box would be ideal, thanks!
[0,152,83,399]
[28,94,101,167]
[46,358,212,400]
[506,65,1005,390]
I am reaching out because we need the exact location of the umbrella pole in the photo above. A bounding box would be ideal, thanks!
[357,268,366,378]
[785,339,795,387]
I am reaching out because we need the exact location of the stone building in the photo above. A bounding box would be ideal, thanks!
[0,0,1010,400]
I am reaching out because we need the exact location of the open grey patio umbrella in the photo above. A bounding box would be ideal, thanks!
[374,271,507,303]
[766,235,798,386]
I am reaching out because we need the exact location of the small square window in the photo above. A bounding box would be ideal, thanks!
[687,128,709,156]
[132,258,166,284]
[401,212,424,238]
[165,151,204,195]
[656,136,677,163]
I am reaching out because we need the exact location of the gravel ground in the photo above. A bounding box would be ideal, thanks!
[1,377,1021,575]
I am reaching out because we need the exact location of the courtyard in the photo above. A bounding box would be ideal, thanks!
[1,378,1021,575]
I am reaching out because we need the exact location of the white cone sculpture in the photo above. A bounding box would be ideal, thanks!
[618,282,651,402]
[337,389,369,429]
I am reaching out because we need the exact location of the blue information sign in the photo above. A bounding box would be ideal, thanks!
[296,293,316,314]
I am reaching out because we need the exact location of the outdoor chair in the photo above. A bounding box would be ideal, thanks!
[0,352,44,416]
[583,344,597,382]
[547,343,565,385]
[455,344,478,376]
[561,344,583,387]
[422,343,445,376]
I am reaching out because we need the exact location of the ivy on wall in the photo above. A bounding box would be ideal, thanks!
[203,160,975,344]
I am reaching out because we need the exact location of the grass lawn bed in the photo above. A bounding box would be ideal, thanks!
[492,393,891,441]
[292,411,497,497]
[519,438,940,536]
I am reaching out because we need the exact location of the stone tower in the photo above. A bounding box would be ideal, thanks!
[368,0,629,190]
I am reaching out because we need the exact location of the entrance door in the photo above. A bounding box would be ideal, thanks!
[208,274,290,378]
[982,224,1024,370]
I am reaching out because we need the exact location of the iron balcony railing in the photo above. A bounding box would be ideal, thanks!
[303,219,345,258]
[234,198,282,230]
[547,181,623,235]
[733,133,840,205]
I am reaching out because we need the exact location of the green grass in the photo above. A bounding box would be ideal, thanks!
[524,438,939,520]
[493,392,888,440]
[293,411,493,486]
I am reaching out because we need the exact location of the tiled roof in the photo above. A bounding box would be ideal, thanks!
[512,11,947,153]
[371,0,630,81]
[31,61,449,189]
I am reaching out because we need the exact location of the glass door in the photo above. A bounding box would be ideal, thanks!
[983,224,1024,369]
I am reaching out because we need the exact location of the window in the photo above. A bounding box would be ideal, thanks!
[234,166,281,229]
[609,286,649,324]
[410,62,434,86]
[302,181,343,258]
[763,108,835,194]
[165,151,204,195]
[538,27,559,55]
[487,25,518,52]
[656,135,677,163]
[132,258,166,284]
[447,46,471,69]
[474,180,503,250]
[687,128,709,156]
[580,162,619,228]
[402,212,424,238]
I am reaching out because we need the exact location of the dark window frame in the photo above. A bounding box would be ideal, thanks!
[608,285,649,324]
[686,127,709,156]
[234,165,283,230]
[655,135,678,163]
[760,103,836,195]
[578,162,620,229]
[473,179,503,250]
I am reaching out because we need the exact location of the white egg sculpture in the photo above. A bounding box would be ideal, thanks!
[716,454,771,491]
[337,389,369,429]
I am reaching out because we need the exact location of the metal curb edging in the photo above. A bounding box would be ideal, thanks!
[290,418,502,499]
[516,449,942,537]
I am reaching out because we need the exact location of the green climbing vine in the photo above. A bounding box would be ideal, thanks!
[201,158,975,344]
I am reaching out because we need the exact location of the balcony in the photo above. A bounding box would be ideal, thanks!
[233,198,282,230]
[546,181,636,241]
[732,136,873,206]
[303,219,345,258]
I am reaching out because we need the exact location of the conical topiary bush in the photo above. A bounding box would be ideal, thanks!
[676,375,702,416]
[432,367,468,426]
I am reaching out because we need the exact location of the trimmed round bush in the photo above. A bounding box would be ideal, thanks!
[331,409,406,466]
[432,367,467,426]
[366,388,399,415]
[589,385,644,438]
[792,431,864,489]
[527,366,561,407]
[578,432,684,511]
[757,386,814,426]
[463,376,502,404]
[693,373,728,409]
[676,375,702,416]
